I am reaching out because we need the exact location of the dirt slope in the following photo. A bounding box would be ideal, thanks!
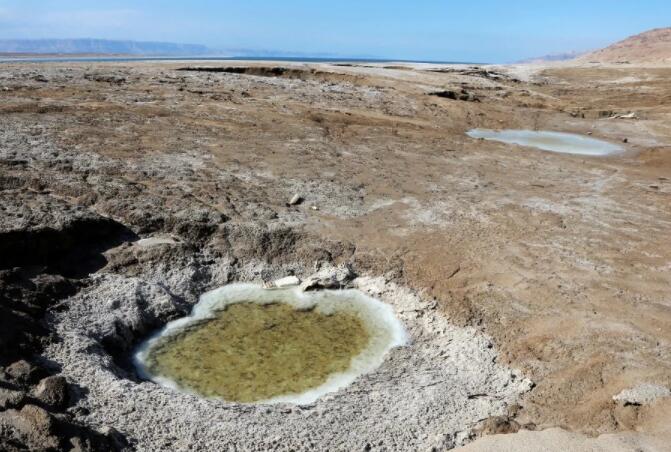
[580,27,671,63]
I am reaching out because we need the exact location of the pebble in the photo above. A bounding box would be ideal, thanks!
[289,194,302,205]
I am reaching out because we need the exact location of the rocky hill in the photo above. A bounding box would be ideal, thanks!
[580,27,671,63]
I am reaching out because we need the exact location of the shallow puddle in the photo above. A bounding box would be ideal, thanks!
[134,284,406,404]
[467,129,623,156]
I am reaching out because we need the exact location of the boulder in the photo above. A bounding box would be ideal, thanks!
[33,376,68,410]
[0,388,26,410]
[5,360,44,386]
[300,264,355,291]
[0,404,61,450]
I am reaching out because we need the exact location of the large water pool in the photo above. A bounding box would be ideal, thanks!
[467,129,624,156]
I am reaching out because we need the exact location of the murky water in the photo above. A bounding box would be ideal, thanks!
[467,129,624,156]
[143,303,369,402]
[134,284,407,404]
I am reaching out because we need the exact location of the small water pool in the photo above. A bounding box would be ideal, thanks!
[134,284,407,404]
[467,129,624,156]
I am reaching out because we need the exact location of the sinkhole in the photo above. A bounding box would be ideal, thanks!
[134,283,407,404]
[467,129,624,156]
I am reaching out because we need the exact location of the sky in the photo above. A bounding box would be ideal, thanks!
[0,1,670,62]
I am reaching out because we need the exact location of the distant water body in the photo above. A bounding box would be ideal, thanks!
[467,129,624,156]
[0,55,478,65]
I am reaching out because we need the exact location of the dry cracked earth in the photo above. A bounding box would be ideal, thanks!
[1,60,670,451]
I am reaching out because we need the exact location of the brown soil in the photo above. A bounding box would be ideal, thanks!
[1,59,670,447]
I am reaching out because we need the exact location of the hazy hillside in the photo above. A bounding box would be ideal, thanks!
[579,27,671,63]
[0,39,212,55]
[517,51,585,64]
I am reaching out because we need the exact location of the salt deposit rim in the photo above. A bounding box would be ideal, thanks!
[133,283,408,405]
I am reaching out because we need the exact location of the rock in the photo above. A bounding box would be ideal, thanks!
[300,264,355,291]
[5,360,44,386]
[134,236,179,247]
[613,383,671,406]
[106,299,121,310]
[70,426,129,452]
[623,137,629,143]
[0,404,61,450]
[288,194,302,206]
[264,275,301,289]
[430,89,480,102]
[33,376,68,410]
[0,387,26,410]
[475,415,521,436]
[98,426,129,450]
[609,112,638,120]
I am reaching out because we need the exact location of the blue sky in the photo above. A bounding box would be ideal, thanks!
[0,1,669,62]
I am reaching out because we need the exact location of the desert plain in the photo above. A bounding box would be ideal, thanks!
[1,58,670,450]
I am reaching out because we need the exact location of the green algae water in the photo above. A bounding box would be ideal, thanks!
[134,284,407,404]
[144,302,370,402]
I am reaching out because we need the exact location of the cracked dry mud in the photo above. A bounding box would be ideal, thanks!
[1,60,670,451]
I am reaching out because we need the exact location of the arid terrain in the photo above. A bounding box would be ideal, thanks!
[580,27,671,64]
[1,57,671,451]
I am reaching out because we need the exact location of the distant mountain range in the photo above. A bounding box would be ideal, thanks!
[0,39,213,55]
[516,51,585,64]
[0,38,369,60]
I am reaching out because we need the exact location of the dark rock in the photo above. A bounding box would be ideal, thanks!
[430,89,480,102]
[61,424,130,452]
[0,404,61,450]
[0,307,48,368]
[5,360,45,386]
[0,388,26,410]
[33,376,68,410]
[98,426,129,450]
[0,268,78,367]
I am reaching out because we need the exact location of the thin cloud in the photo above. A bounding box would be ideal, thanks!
[42,9,142,29]
[0,8,145,40]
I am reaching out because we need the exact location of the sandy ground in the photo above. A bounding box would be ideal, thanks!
[1,59,670,450]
